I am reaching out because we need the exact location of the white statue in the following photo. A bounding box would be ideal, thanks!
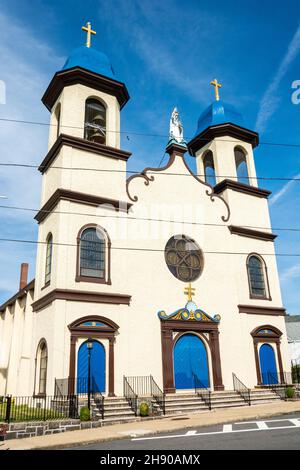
[169,107,185,144]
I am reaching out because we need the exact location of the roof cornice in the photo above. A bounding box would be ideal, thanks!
[188,123,259,155]
[42,66,129,111]
[39,133,132,174]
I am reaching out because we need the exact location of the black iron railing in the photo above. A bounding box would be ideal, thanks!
[261,371,296,386]
[292,365,300,384]
[232,373,251,405]
[0,395,78,423]
[267,373,288,400]
[123,376,138,416]
[126,376,152,396]
[125,376,165,415]
[192,372,211,410]
[91,377,104,420]
[150,375,165,415]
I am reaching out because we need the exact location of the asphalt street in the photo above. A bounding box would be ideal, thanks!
[68,413,300,450]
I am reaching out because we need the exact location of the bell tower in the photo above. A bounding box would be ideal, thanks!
[34,23,131,300]
[39,22,130,205]
[188,79,259,188]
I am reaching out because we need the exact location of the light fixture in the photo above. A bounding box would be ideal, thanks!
[87,338,93,350]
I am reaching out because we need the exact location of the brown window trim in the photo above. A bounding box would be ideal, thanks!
[76,223,111,285]
[41,280,51,291]
[246,253,272,301]
[251,325,284,385]
[68,315,119,396]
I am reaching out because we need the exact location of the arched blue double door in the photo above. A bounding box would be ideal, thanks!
[77,340,105,393]
[259,343,278,385]
[174,334,209,389]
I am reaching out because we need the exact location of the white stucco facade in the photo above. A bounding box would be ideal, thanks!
[0,49,291,399]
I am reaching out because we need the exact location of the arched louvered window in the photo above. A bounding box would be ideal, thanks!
[235,147,249,184]
[45,234,53,285]
[203,150,216,186]
[35,340,48,395]
[247,254,269,299]
[84,99,106,144]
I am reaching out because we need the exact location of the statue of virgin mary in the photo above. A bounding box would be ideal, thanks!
[169,107,186,145]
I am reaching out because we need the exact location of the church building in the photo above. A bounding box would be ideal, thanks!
[0,23,290,405]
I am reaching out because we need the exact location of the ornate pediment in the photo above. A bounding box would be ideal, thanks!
[158,301,220,323]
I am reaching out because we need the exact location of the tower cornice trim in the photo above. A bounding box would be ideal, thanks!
[213,179,271,198]
[228,225,277,241]
[34,188,133,223]
[32,289,131,312]
[42,66,129,111]
[188,123,259,155]
[39,133,132,174]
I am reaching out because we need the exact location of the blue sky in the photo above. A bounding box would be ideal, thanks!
[0,0,300,313]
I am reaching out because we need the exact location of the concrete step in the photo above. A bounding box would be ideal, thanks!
[104,405,135,412]
[165,405,208,415]
[212,402,247,409]
[103,410,136,418]
[165,401,206,409]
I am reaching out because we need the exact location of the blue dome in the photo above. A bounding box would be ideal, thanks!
[62,46,115,79]
[195,100,244,136]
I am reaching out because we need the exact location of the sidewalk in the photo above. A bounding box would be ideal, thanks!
[1,401,300,450]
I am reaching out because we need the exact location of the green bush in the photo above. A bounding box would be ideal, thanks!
[80,406,90,421]
[140,402,149,417]
[286,387,295,399]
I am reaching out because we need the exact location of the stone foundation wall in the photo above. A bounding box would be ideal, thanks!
[1,419,104,440]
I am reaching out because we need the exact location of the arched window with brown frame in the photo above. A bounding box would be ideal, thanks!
[235,147,249,184]
[35,339,48,396]
[76,224,111,284]
[84,98,106,144]
[203,150,216,186]
[247,253,271,300]
[45,233,53,286]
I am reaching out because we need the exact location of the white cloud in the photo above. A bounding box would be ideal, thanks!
[255,24,300,132]
[280,263,300,283]
[0,12,63,300]
[269,172,300,206]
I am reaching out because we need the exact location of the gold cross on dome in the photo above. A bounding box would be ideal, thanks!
[210,78,222,101]
[184,283,195,302]
[82,21,96,48]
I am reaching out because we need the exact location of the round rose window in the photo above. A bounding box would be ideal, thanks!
[164,235,203,282]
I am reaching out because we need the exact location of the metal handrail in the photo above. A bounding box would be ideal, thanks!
[123,376,138,416]
[232,373,251,406]
[267,372,288,400]
[91,377,105,420]
[192,372,211,410]
[150,375,165,415]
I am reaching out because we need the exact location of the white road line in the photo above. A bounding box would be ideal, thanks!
[235,418,300,425]
[256,421,269,430]
[223,424,233,433]
[185,430,197,436]
[132,424,300,442]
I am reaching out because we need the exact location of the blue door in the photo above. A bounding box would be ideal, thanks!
[174,334,209,389]
[259,343,278,385]
[77,340,105,393]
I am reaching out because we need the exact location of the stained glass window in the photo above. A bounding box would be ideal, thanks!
[80,228,105,278]
[165,235,203,282]
[38,342,47,395]
[248,255,266,297]
[45,234,53,284]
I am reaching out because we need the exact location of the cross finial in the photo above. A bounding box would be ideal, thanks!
[210,78,222,101]
[82,21,96,48]
[184,283,195,302]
